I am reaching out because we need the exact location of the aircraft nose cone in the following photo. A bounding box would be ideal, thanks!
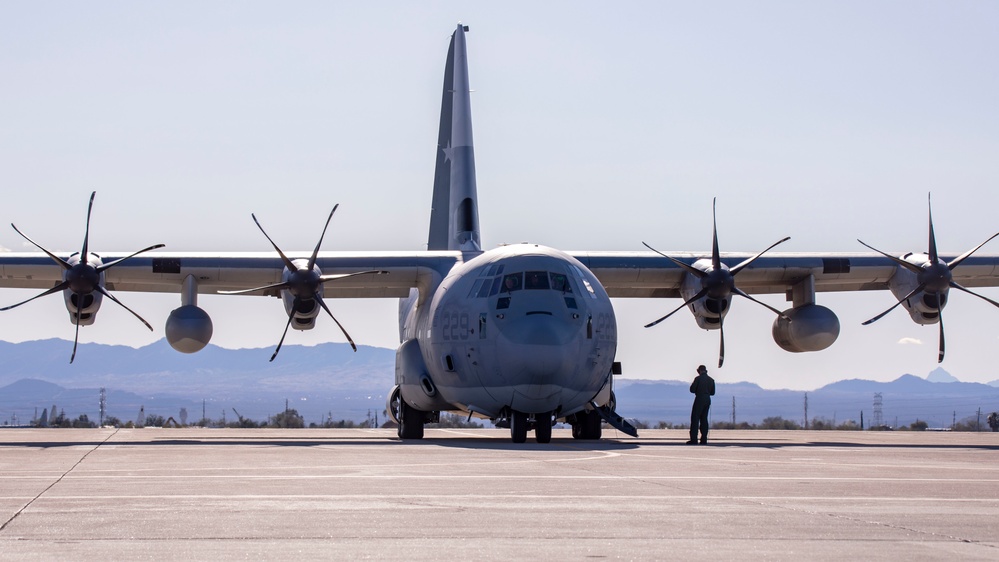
[497,315,578,413]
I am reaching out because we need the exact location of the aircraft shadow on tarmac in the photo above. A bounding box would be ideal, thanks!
[1,436,997,451]
[0,437,640,451]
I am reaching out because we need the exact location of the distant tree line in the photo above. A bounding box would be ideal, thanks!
[26,409,999,432]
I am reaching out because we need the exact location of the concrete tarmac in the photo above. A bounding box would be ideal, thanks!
[1,428,997,560]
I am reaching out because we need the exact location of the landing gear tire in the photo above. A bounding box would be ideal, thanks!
[571,410,602,440]
[535,411,552,444]
[510,410,528,443]
[398,400,425,440]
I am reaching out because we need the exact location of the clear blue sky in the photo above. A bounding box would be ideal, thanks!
[1,2,998,389]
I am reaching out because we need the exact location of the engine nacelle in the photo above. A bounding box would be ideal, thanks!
[62,253,104,326]
[888,260,946,325]
[772,304,840,353]
[165,305,214,353]
[282,259,322,331]
[64,290,103,326]
[681,266,728,330]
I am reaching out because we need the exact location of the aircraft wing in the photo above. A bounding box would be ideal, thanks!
[570,251,999,298]
[0,251,461,298]
[5,249,999,299]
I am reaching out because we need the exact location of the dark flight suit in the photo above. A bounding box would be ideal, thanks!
[689,372,716,443]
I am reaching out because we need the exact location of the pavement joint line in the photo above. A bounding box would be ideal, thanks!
[0,428,119,533]
[15,494,999,502]
[13,474,995,482]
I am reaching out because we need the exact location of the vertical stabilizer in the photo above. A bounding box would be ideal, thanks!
[428,25,481,252]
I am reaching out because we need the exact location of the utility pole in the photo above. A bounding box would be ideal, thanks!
[978,408,982,432]
[860,411,864,430]
[953,411,956,429]
[731,396,736,426]
[804,392,808,430]
[99,387,106,427]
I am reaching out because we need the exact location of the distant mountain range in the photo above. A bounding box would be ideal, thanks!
[0,339,394,425]
[1,339,998,428]
[615,375,999,429]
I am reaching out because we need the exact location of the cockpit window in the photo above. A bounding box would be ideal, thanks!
[501,273,523,292]
[482,263,505,277]
[483,270,585,300]
[488,276,503,296]
[524,271,550,290]
[476,279,493,298]
[468,278,486,298]
[550,273,571,293]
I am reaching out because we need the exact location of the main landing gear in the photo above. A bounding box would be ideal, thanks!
[569,410,602,440]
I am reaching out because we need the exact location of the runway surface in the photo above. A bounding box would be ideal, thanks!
[1,428,997,560]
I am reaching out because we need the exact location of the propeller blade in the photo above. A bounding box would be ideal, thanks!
[96,286,153,330]
[949,282,999,309]
[251,213,298,272]
[937,308,945,363]
[70,304,83,364]
[858,239,923,274]
[308,205,338,272]
[95,244,166,273]
[218,281,290,296]
[316,295,358,352]
[717,314,725,368]
[730,236,791,276]
[318,270,389,284]
[861,283,926,325]
[644,287,710,328]
[0,280,71,311]
[927,193,938,264]
[10,224,72,270]
[642,242,704,278]
[732,287,788,319]
[80,191,96,261]
[946,232,999,270]
[711,198,721,271]
[270,305,297,362]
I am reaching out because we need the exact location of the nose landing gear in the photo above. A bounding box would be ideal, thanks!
[507,410,554,444]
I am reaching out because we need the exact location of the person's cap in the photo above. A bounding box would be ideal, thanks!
[697,365,707,373]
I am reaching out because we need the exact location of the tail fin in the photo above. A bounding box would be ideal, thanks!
[428,24,481,252]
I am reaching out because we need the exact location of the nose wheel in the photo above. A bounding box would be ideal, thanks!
[509,410,553,444]
[535,411,552,444]
[510,411,528,443]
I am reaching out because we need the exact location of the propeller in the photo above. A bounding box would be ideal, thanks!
[220,204,386,361]
[858,193,999,362]
[1,192,165,363]
[643,198,790,367]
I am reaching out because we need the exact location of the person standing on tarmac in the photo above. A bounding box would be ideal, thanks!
[688,365,715,444]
